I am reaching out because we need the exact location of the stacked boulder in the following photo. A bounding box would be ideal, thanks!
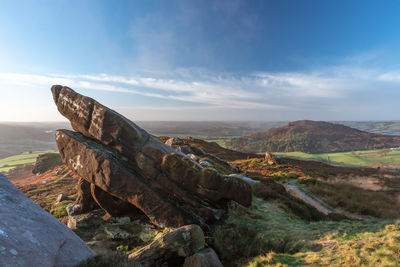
[52,85,252,230]
[164,137,239,172]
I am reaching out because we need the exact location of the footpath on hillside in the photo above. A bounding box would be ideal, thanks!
[283,183,371,221]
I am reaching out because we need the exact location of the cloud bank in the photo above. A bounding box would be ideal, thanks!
[0,65,399,121]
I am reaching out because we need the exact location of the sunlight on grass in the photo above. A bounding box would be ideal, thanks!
[0,150,56,172]
[275,149,400,168]
[244,221,400,267]
[212,198,394,266]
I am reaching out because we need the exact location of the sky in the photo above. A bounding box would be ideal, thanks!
[1,0,400,122]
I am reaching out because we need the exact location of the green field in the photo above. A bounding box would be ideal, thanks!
[0,150,56,173]
[275,149,400,168]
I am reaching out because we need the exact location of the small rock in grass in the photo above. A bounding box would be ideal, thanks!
[55,193,72,204]
[199,160,212,167]
[183,248,223,267]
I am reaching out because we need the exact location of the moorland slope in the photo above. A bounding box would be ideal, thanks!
[226,120,400,153]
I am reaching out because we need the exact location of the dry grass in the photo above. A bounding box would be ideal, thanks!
[299,178,399,219]
[252,180,325,221]
[298,223,400,266]
[212,198,392,266]
[244,223,400,267]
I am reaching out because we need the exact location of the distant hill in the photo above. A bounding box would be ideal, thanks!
[225,120,400,153]
[0,122,70,159]
[137,121,287,139]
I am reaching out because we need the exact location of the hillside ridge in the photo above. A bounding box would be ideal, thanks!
[226,120,400,153]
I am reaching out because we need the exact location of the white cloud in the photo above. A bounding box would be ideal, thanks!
[0,65,399,121]
[377,71,400,82]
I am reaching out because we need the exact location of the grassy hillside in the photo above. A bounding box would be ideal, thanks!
[247,223,400,267]
[0,150,56,172]
[13,148,400,266]
[0,123,69,159]
[275,149,400,168]
[225,120,400,154]
[215,198,395,266]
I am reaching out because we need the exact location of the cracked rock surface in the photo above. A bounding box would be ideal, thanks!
[0,173,94,267]
[53,85,252,228]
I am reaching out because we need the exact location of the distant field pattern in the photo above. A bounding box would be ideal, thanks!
[338,121,400,135]
[275,149,400,168]
[0,150,55,172]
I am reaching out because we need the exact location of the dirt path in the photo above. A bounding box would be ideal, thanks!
[283,183,370,221]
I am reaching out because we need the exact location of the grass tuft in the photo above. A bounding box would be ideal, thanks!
[299,178,399,219]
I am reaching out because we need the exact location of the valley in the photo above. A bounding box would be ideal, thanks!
[3,2,400,266]
[10,141,400,266]
[1,102,400,266]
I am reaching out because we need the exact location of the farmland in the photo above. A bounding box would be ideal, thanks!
[0,150,56,173]
[275,149,400,168]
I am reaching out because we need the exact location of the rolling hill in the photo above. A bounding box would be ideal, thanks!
[225,120,400,153]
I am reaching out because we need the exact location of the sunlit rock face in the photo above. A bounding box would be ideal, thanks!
[52,85,252,229]
[0,173,94,267]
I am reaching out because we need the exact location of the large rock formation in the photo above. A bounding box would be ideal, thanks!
[52,85,252,228]
[0,173,94,266]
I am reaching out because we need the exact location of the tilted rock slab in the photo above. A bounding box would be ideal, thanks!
[0,174,94,267]
[52,85,252,228]
[57,129,218,228]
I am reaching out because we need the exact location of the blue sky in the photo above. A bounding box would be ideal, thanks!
[1,0,400,121]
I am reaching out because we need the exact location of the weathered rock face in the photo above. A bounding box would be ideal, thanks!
[52,85,252,228]
[128,224,205,264]
[52,85,150,160]
[57,129,217,228]
[68,178,99,216]
[32,152,63,174]
[164,137,239,173]
[0,173,94,266]
[183,248,223,267]
[90,183,145,219]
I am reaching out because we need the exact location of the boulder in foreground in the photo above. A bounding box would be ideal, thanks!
[0,173,94,267]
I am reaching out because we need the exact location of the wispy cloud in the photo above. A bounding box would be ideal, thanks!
[0,72,287,110]
[1,64,400,121]
[377,70,400,82]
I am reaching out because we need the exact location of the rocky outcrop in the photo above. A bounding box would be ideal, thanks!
[67,178,98,216]
[32,152,63,175]
[90,183,144,219]
[164,137,239,173]
[183,248,223,267]
[162,136,260,161]
[128,224,205,264]
[52,85,252,228]
[55,193,72,204]
[264,152,278,165]
[0,173,94,266]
